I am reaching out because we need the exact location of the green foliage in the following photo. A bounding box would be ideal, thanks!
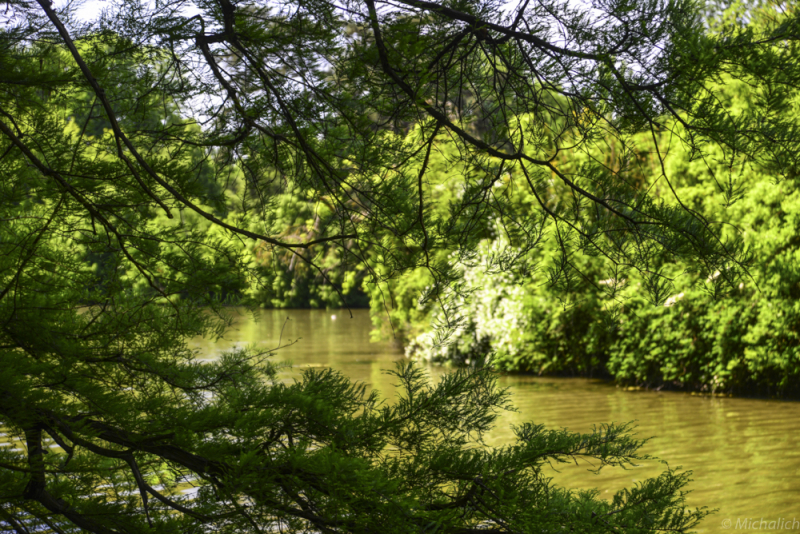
[3,0,800,531]
[604,160,800,396]
[399,2,800,395]
[245,193,371,308]
[405,178,800,394]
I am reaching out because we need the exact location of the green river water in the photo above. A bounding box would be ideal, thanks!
[191,308,800,534]
[3,308,797,532]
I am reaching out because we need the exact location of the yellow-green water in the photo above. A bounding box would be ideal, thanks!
[4,308,793,531]
[191,308,800,533]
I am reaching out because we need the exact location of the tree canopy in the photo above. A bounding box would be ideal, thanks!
[1,0,799,532]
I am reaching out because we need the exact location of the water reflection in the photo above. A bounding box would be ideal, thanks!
[190,308,405,402]
[191,308,800,533]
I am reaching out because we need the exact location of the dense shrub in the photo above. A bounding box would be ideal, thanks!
[397,136,800,395]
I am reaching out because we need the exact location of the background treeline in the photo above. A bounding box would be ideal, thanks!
[365,2,800,398]
[375,96,800,399]
[240,61,800,398]
[46,34,372,310]
[386,120,800,398]
[62,3,800,397]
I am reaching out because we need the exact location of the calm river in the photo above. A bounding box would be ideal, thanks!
[192,308,800,533]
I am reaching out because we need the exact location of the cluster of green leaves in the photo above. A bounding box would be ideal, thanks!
[242,193,371,308]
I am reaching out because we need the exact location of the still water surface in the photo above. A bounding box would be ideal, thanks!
[194,308,800,533]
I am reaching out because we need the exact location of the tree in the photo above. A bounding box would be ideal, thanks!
[1,0,798,532]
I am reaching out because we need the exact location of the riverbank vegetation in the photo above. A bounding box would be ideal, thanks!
[369,2,800,398]
[191,1,800,398]
[2,0,800,531]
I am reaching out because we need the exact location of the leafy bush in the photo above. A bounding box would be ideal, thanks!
[397,135,800,395]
